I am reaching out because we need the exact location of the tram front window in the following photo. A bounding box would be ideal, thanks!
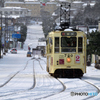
[61,37,76,52]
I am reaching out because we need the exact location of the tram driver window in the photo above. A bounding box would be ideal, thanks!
[61,37,76,52]
[78,37,83,53]
[55,37,59,53]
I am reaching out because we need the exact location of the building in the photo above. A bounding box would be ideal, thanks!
[82,0,96,3]
[0,7,31,49]
[4,0,24,2]
[98,21,100,32]
[0,7,31,19]
[0,0,5,7]
[72,1,84,9]
[5,1,57,18]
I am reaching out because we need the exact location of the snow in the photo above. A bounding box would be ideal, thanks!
[0,23,100,100]
[73,1,84,4]
[64,28,73,31]
[89,28,97,33]
[4,7,21,9]
[5,1,57,4]
[83,3,95,8]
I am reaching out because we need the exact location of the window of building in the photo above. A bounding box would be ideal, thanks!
[15,11,19,15]
[10,11,12,14]
[4,11,8,15]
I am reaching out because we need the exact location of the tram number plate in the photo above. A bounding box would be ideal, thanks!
[76,55,80,63]
[67,66,71,68]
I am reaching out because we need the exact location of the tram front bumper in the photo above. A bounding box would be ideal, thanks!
[49,65,86,74]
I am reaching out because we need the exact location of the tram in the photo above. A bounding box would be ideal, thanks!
[46,29,87,78]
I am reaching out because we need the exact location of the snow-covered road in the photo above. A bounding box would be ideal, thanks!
[0,24,100,100]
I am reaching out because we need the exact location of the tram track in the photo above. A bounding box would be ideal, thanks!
[36,58,100,100]
[0,57,66,99]
[1,57,99,100]
[0,59,30,88]
[34,58,66,100]
[0,58,45,98]
[41,77,100,100]
[0,58,36,97]
[81,78,100,100]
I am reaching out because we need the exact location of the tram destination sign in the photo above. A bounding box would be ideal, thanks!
[61,32,77,36]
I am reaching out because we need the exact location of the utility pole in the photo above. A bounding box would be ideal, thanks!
[4,15,7,53]
[0,11,2,58]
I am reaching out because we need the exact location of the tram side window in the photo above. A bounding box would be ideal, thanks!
[49,37,52,45]
[78,37,83,53]
[49,37,52,53]
[55,37,59,53]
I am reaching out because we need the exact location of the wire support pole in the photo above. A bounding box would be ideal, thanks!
[59,2,71,30]
[0,11,2,58]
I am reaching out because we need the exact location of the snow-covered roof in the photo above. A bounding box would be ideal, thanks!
[90,3,95,6]
[10,15,20,19]
[89,28,97,33]
[24,0,38,1]
[83,3,95,8]
[2,7,27,10]
[2,15,20,19]
[37,42,46,46]
[5,1,24,4]
[5,7,21,9]
[58,0,68,2]
[5,1,57,4]
[73,1,84,4]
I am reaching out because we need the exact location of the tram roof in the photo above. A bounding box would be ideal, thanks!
[48,28,86,37]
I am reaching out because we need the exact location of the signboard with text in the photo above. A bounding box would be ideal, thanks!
[12,33,21,39]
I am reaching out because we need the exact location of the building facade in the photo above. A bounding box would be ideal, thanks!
[0,7,31,18]
[5,2,57,18]
[0,0,5,7]
[4,0,24,2]
[0,6,31,49]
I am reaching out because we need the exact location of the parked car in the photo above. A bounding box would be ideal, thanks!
[10,48,17,54]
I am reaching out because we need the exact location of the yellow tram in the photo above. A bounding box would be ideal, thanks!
[46,29,87,78]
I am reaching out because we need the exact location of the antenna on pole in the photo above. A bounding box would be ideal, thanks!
[60,2,71,30]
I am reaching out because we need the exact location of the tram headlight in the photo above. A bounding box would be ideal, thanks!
[67,58,71,62]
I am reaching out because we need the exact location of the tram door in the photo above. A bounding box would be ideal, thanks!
[75,37,83,64]
[78,37,83,53]
[77,37,86,68]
